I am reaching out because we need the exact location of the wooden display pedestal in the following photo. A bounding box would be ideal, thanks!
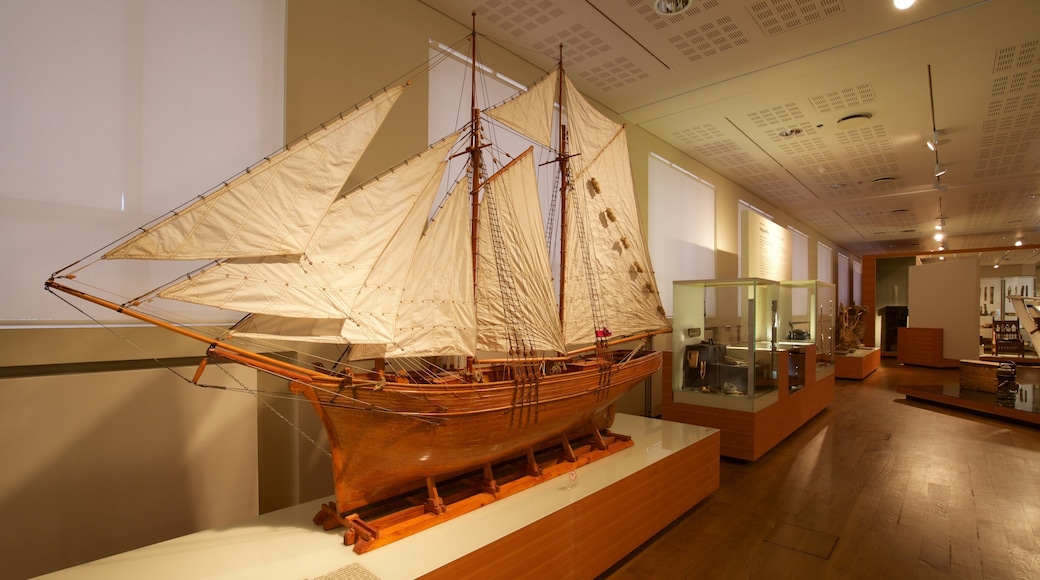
[661,347,834,461]
[42,415,719,580]
[896,327,959,368]
[834,348,881,380]
[425,420,720,579]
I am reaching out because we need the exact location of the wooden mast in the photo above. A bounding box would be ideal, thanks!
[556,44,569,331]
[467,12,481,376]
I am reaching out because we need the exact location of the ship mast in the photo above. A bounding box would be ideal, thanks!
[469,12,481,305]
[467,12,482,375]
[555,44,570,330]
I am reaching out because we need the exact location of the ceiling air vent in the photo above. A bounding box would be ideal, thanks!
[835,113,872,129]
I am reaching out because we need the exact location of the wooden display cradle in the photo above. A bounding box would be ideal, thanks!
[661,345,834,461]
[314,428,633,554]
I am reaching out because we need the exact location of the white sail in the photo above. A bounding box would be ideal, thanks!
[106,87,404,261]
[560,77,669,345]
[162,133,459,343]
[485,69,558,149]
[476,148,566,354]
[350,179,477,359]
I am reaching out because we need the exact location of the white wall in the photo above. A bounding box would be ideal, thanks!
[909,259,981,361]
[0,1,285,576]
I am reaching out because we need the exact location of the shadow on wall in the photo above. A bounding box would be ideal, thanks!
[0,365,258,579]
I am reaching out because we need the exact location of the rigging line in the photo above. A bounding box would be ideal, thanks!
[47,286,335,456]
[483,175,532,355]
[210,363,332,458]
[567,164,608,339]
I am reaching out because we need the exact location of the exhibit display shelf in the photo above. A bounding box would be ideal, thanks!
[38,414,719,580]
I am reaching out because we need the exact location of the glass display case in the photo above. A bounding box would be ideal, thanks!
[778,280,835,387]
[672,278,779,411]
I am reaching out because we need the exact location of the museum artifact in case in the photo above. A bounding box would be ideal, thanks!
[672,278,779,412]
[778,280,836,388]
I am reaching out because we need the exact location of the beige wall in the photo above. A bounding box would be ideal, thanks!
[0,328,260,578]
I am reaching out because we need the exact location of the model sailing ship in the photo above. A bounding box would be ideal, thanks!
[45,22,670,532]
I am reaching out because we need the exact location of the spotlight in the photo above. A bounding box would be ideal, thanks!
[934,164,947,177]
[894,0,915,9]
[994,264,1000,269]
[1015,240,1023,246]
[938,244,945,251]
[939,256,945,261]
[926,140,936,151]
[934,232,944,242]
[935,219,945,231]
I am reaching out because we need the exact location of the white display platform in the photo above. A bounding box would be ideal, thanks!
[38,414,718,580]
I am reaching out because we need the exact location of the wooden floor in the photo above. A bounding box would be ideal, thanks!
[602,358,1040,579]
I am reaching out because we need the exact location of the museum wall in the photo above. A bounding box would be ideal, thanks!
[0,1,859,576]
[0,1,284,577]
[909,259,981,361]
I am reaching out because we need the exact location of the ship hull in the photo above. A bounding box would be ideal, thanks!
[295,350,661,512]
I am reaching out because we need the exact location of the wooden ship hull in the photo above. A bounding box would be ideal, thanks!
[290,349,660,512]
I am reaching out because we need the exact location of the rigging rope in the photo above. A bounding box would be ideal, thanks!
[46,286,336,457]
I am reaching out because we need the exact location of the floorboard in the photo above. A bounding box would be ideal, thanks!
[600,358,1040,579]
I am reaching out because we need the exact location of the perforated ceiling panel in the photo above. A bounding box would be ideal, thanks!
[808,84,876,114]
[748,103,806,128]
[747,0,845,37]
[836,125,899,180]
[665,16,750,62]
[577,56,649,91]
[530,23,610,63]
[476,0,563,36]
[977,39,1040,178]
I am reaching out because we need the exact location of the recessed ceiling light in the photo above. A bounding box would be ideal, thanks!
[894,0,916,9]
[655,0,693,15]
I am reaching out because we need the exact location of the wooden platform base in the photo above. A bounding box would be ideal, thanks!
[315,429,634,554]
[422,422,720,580]
[663,348,834,461]
[834,348,880,380]
[898,383,1040,426]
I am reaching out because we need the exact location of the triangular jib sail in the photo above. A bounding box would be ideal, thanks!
[106,87,404,261]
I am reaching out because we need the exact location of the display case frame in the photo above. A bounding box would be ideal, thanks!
[671,278,779,412]
[778,280,836,384]
[664,278,835,461]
